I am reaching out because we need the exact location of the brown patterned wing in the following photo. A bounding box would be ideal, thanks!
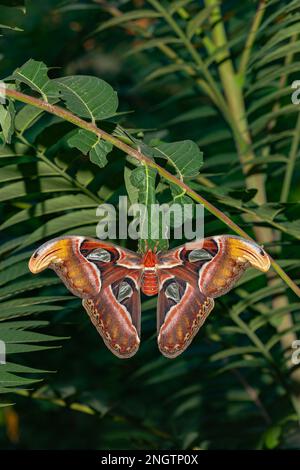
[82,274,141,358]
[29,236,143,358]
[183,235,270,298]
[157,271,214,359]
[156,235,270,358]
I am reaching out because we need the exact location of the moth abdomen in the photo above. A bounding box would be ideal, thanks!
[141,269,159,296]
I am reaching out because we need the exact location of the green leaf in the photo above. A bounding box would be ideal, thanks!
[264,426,282,449]
[200,186,300,240]
[92,9,162,35]
[0,146,19,159]
[150,139,203,179]
[256,42,300,68]
[130,164,168,252]
[250,104,298,135]
[215,359,266,375]
[0,162,56,184]
[125,138,203,250]
[125,37,182,58]
[143,63,193,83]
[6,343,59,354]
[0,250,32,271]
[0,328,65,344]
[0,362,48,374]
[0,320,49,329]
[0,194,97,230]
[0,178,79,203]
[0,23,22,31]
[57,3,102,13]
[254,203,284,221]
[18,209,98,249]
[0,262,29,286]
[0,296,72,311]
[15,104,45,134]
[0,370,41,386]
[186,5,213,39]
[0,4,24,31]
[231,284,285,316]
[280,220,300,240]
[0,101,15,143]
[165,106,217,127]
[210,346,259,362]
[261,23,300,55]
[247,62,300,95]
[0,304,64,321]
[12,59,59,101]
[67,129,113,168]
[168,0,193,14]
[89,140,114,168]
[250,303,300,331]
[124,166,139,205]
[55,76,118,123]
[0,235,28,256]
[168,183,193,206]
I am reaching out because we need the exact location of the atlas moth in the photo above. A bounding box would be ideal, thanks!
[29,235,270,359]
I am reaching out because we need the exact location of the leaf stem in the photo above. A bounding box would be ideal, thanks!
[147,0,230,117]
[15,132,103,205]
[15,388,175,442]
[238,0,267,78]
[231,311,300,419]
[204,0,274,248]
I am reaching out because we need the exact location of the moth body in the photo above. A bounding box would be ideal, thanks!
[141,269,159,296]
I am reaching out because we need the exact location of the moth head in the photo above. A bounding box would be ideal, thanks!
[142,249,157,268]
[29,236,82,273]
[223,236,270,272]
